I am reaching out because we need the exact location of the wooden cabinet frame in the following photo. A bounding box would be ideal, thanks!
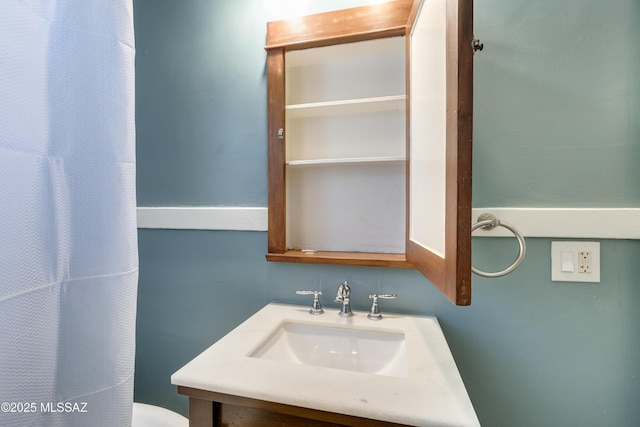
[265,0,473,306]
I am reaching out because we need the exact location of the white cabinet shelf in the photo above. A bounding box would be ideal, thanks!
[286,95,406,118]
[286,156,406,167]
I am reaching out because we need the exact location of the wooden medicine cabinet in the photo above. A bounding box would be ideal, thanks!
[265,0,474,305]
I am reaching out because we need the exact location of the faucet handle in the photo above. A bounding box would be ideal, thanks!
[367,293,397,320]
[296,290,324,315]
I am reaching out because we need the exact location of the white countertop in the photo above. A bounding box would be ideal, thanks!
[171,303,479,427]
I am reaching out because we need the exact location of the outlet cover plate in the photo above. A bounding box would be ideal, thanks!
[551,241,600,282]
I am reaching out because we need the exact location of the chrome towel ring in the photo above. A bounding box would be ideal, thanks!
[471,213,526,277]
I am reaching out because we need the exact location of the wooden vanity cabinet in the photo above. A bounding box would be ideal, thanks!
[180,386,410,427]
[265,0,474,306]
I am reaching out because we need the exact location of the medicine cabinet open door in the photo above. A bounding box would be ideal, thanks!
[265,0,474,306]
[405,0,474,305]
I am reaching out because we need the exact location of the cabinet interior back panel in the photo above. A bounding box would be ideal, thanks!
[286,38,405,105]
[286,110,405,161]
[286,164,406,253]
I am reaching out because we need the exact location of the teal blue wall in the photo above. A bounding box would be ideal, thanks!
[473,0,639,207]
[133,1,640,426]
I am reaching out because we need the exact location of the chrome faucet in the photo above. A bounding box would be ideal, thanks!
[334,280,353,317]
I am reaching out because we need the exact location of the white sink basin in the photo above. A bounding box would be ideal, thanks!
[172,303,479,426]
[250,321,409,378]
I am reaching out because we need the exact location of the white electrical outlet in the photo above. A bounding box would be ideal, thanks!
[551,241,600,282]
[578,250,591,273]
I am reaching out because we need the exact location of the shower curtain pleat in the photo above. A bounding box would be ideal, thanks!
[0,1,138,426]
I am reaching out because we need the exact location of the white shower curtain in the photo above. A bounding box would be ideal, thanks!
[0,1,138,426]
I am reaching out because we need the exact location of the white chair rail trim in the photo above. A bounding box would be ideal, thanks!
[137,207,268,231]
[137,207,639,239]
[471,208,639,239]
